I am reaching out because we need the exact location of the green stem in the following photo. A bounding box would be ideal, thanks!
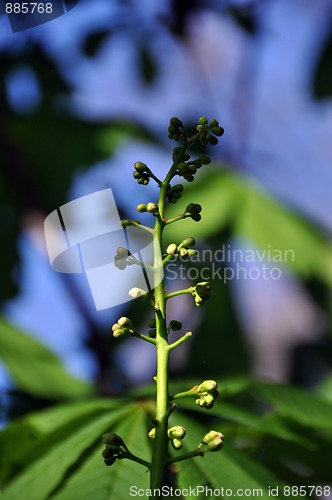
[126,453,151,470]
[165,288,194,301]
[167,449,204,465]
[167,332,192,352]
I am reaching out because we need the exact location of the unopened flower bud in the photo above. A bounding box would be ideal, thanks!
[186,203,202,214]
[179,248,188,257]
[129,287,147,299]
[212,126,224,137]
[102,433,124,446]
[104,456,116,466]
[191,213,202,222]
[166,243,178,255]
[206,437,224,452]
[199,116,208,126]
[170,117,183,127]
[171,438,182,450]
[148,428,156,439]
[147,202,158,214]
[147,318,156,328]
[181,237,195,248]
[198,380,218,393]
[199,155,211,165]
[209,119,218,127]
[113,328,126,338]
[137,203,147,212]
[134,161,147,172]
[168,320,182,331]
[118,317,131,327]
[203,430,223,444]
[168,426,186,439]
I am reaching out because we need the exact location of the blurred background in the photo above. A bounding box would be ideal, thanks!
[1,0,332,426]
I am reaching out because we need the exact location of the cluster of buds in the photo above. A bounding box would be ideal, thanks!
[168,116,184,141]
[114,247,136,270]
[176,155,211,183]
[197,117,224,146]
[111,317,135,338]
[202,430,224,452]
[166,237,196,259]
[133,161,150,185]
[149,426,186,451]
[192,282,211,307]
[136,202,159,214]
[196,380,219,409]
[185,203,202,222]
[168,426,186,450]
[102,433,128,466]
[166,183,184,204]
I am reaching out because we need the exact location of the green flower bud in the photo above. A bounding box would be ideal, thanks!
[166,243,178,255]
[209,136,218,146]
[148,329,156,338]
[137,203,147,212]
[181,237,195,248]
[211,126,224,136]
[102,433,124,446]
[177,162,188,174]
[168,426,186,439]
[168,320,182,331]
[170,117,183,127]
[104,456,116,466]
[134,161,147,172]
[203,430,223,444]
[171,438,183,450]
[186,203,202,214]
[198,380,218,393]
[112,323,121,332]
[188,165,197,174]
[173,184,184,192]
[146,202,158,214]
[113,328,126,338]
[148,428,156,439]
[183,152,190,161]
[187,249,197,257]
[183,174,194,182]
[209,119,218,127]
[172,147,183,160]
[199,155,211,165]
[133,171,141,179]
[147,318,156,328]
[118,317,132,327]
[199,116,208,125]
[102,447,115,459]
[116,247,131,258]
[191,213,202,222]
[206,437,224,452]
[179,248,188,257]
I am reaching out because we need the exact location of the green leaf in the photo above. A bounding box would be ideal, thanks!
[1,406,133,499]
[0,398,125,485]
[166,169,332,286]
[53,407,151,500]
[254,381,332,431]
[173,413,280,498]
[0,318,91,399]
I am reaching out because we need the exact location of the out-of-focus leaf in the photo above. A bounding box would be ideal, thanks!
[254,381,332,431]
[173,413,281,498]
[1,405,133,500]
[312,26,332,99]
[138,46,157,85]
[0,318,91,399]
[166,169,332,286]
[53,407,150,500]
[83,30,110,57]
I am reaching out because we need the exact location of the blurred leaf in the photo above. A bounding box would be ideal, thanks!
[254,381,332,431]
[1,406,133,499]
[138,46,157,85]
[82,30,111,58]
[312,26,332,99]
[53,407,150,499]
[166,168,332,285]
[173,412,280,497]
[0,318,91,399]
